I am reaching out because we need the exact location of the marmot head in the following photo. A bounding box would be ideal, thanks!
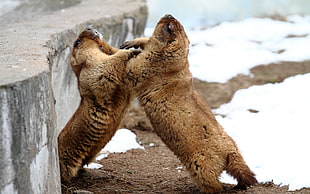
[70,27,112,98]
[151,14,190,57]
[145,14,190,74]
[70,27,104,78]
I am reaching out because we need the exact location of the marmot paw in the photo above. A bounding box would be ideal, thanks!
[120,41,140,49]
[130,49,141,56]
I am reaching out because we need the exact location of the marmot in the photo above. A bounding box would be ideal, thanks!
[58,27,139,182]
[120,14,258,193]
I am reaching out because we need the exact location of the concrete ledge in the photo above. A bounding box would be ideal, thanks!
[0,0,147,193]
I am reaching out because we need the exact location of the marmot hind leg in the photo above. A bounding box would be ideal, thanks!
[186,154,224,193]
[59,159,81,183]
[225,152,258,189]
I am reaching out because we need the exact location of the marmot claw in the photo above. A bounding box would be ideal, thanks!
[120,41,139,49]
[131,49,141,56]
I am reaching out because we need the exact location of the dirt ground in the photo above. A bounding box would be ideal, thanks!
[61,61,310,194]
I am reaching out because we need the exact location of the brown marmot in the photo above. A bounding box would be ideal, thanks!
[120,14,258,193]
[58,27,139,183]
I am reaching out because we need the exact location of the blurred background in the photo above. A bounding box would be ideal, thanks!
[146,0,310,29]
[2,0,310,29]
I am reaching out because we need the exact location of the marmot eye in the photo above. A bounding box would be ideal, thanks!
[74,39,81,47]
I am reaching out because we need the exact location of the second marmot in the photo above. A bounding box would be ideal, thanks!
[121,14,258,193]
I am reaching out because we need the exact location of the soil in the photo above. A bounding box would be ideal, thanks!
[61,61,310,194]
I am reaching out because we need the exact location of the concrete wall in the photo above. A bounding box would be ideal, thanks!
[0,0,147,193]
[0,73,57,194]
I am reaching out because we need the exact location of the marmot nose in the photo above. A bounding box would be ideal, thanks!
[86,26,93,31]
[164,14,174,19]
[85,26,99,35]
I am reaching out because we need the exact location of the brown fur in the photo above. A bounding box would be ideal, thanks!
[120,14,258,193]
[58,27,139,183]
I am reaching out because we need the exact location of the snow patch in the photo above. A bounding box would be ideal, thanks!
[188,15,310,82]
[84,163,103,169]
[101,128,144,153]
[215,73,310,190]
[85,129,144,169]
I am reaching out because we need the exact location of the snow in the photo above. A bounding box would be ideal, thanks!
[215,74,310,190]
[100,128,144,153]
[90,15,309,191]
[188,15,310,83]
[84,129,144,169]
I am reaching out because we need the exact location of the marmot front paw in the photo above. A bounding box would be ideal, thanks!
[131,49,141,56]
[120,41,140,49]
